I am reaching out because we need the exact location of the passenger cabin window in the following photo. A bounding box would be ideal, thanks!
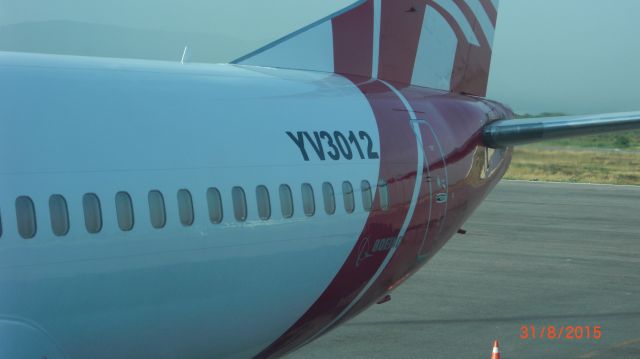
[378,180,389,211]
[148,190,166,229]
[256,185,271,220]
[177,189,194,226]
[232,187,247,222]
[301,183,315,217]
[279,184,294,218]
[342,181,355,213]
[16,196,36,239]
[322,182,336,215]
[361,180,373,212]
[115,191,134,231]
[83,193,102,233]
[49,194,70,236]
[207,187,223,224]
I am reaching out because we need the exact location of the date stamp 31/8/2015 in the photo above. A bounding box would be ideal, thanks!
[520,325,602,340]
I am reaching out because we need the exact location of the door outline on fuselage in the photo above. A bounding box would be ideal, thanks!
[413,119,448,261]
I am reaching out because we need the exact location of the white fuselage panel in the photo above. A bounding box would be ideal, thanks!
[0,52,380,358]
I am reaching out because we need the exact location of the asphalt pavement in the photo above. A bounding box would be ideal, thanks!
[290,180,640,359]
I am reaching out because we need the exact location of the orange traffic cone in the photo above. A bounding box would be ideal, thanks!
[491,340,501,359]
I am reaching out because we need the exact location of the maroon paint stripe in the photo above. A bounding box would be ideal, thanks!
[454,43,492,96]
[254,80,418,358]
[322,161,430,330]
[316,80,428,332]
[332,0,373,78]
[403,88,504,259]
[384,88,495,281]
[377,0,427,85]
[425,1,469,46]
[480,0,498,27]
[332,85,510,323]
[453,0,490,47]
[342,86,502,318]
[425,1,471,93]
[426,1,492,96]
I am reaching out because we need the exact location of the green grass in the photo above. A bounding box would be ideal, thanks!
[525,131,640,151]
[505,146,640,185]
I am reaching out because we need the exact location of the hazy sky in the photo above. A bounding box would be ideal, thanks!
[490,0,640,115]
[1,0,639,115]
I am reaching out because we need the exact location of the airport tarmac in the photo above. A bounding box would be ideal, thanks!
[290,180,640,359]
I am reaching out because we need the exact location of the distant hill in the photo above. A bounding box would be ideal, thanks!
[0,20,250,63]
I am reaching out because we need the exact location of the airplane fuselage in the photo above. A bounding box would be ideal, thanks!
[0,52,512,358]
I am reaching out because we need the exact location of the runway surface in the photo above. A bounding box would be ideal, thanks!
[289,181,640,359]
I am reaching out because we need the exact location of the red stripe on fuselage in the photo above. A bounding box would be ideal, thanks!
[328,86,516,327]
[254,79,418,359]
[332,1,373,78]
[377,0,427,85]
[401,87,493,260]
